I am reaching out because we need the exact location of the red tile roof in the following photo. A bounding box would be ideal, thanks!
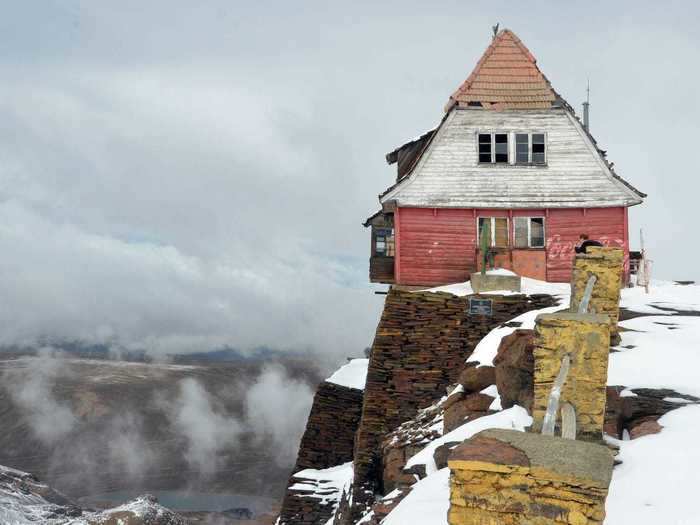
[446,29,558,111]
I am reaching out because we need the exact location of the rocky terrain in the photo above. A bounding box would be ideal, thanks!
[276,279,700,524]
[0,353,321,520]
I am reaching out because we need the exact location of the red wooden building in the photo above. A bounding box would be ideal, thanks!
[365,29,645,286]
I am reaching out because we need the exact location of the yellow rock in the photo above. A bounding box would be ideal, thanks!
[531,313,611,440]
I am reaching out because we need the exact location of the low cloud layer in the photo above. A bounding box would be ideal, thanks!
[1,353,315,490]
[0,2,698,361]
[244,365,315,465]
[162,377,244,475]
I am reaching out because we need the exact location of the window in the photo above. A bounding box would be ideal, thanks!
[478,217,509,248]
[515,133,547,164]
[478,133,509,164]
[514,217,545,248]
[374,228,395,256]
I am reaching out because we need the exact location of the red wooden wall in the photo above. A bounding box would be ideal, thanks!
[395,206,629,286]
[396,208,476,286]
[545,207,628,282]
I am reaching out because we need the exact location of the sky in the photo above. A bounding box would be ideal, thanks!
[0,1,697,363]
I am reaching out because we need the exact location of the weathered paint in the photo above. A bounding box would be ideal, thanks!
[546,207,627,283]
[396,208,475,286]
[395,206,629,286]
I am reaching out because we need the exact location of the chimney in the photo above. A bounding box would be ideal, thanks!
[582,81,590,132]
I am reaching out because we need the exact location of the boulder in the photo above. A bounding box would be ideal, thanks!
[457,365,496,393]
[628,417,663,439]
[493,329,535,411]
[443,393,493,433]
[433,441,461,470]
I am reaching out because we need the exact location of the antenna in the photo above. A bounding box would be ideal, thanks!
[492,23,500,39]
[583,79,590,131]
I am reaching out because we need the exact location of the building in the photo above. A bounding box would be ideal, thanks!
[364,29,645,286]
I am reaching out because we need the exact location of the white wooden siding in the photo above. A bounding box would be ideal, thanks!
[381,108,643,208]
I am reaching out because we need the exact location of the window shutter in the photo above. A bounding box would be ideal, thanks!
[494,218,509,247]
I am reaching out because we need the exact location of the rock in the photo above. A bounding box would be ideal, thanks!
[604,386,625,439]
[628,417,663,439]
[433,441,461,470]
[457,366,496,393]
[493,329,535,411]
[443,393,493,433]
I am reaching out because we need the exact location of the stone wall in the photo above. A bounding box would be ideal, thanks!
[294,382,363,471]
[531,313,611,440]
[448,429,613,525]
[348,289,558,521]
[570,247,623,342]
[278,381,363,525]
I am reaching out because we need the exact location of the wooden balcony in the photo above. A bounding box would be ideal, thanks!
[369,256,395,284]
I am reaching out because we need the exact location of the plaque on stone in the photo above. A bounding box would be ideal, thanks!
[469,297,493,316]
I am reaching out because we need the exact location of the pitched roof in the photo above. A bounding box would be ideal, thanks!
[380,109,645,209]
[446,29,559,111]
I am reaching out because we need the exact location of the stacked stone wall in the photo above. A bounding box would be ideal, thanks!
[348,289,557,521]
[278,381,363,525]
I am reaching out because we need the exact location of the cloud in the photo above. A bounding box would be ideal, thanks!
[162,378,243,476]
[244,365,315,466]
[3,348,78,444]
[0,1,698,364]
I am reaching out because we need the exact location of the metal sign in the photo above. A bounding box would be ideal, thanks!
[469,297,493,316]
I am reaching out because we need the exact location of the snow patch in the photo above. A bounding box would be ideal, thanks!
[326,359,368,390]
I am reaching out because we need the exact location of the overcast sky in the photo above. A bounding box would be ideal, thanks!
[0,1,697,362]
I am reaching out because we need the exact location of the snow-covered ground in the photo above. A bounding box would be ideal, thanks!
[374,280,700,525]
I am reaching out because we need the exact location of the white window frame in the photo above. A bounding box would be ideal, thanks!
[477,132,510,164]
[477,216,509,248]
[514,132,547,165]
[513,216,546,248]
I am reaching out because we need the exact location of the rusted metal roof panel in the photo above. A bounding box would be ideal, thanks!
[379,108,645,209]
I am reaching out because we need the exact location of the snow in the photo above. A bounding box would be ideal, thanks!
[326,359,368,390]
[606,405,700,524]
[381,468,450,525]
[467,304,564,366]
[609,315,700,397]
[485,268,517,276]
[428,276,570,298]
[289,462,353,506]
[405,406,532,476]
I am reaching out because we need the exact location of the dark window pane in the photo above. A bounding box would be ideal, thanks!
[478,134,491,143]
[530,218,545,247]
[479,143,491,153]
[495,134,508,143]
[532,133,545,144]
[532,152,545,164]
[532,143,545,153]
[479,153,492,163]
[495,152,508,163]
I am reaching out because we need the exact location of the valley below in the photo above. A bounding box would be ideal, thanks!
[0,352,321,522]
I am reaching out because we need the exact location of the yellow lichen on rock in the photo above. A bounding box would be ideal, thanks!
[531,312,611,440]
[570,247,624,340]
[447,430,613,525]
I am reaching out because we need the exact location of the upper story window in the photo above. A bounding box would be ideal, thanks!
[478,133,509,164]
[515,133,546,164]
